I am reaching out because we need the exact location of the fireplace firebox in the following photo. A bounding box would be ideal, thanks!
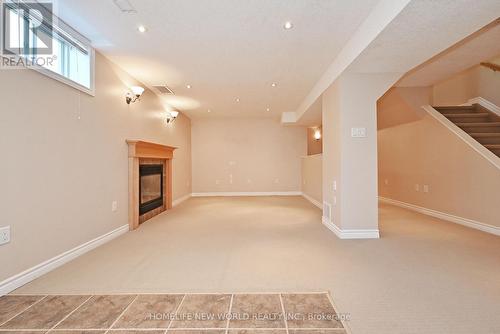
[139,164,164,215]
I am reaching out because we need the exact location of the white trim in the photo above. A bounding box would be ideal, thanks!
[322,216,380,239]
[172,193,192,207]
[423,105,500,170]
[461,97,500,117]
[302,193,322,209]
[301,153,323,158]
[379,197,500,236]
[191,191,302,197]
[0,224,128,296]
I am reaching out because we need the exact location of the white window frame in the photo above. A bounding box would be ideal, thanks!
[33,16,96,96]
[2,2,95,96]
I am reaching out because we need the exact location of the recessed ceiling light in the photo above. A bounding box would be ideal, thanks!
[138,25,147,33]
[283,21,293,30]
[236,98,240,102]
[266,108,270,112]
[271,83,277,87]
[207,109,211,113]
[186,84,192,89]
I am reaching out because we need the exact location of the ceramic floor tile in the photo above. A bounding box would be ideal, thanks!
[107,331,164,334]
[229,295,285,329]
[0,296,45,325]
[228,330,287,334]
[166,331,225,334]
[55,295,136,329]
[281,294,343,329]
[288,330,347,334]
[0,332,48,334]
[113,294,184,328]
[170,294,231,329]
[1,295,89,330]
[48,331,105,334]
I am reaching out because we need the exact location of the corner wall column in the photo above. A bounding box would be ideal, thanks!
[322,72,401,239]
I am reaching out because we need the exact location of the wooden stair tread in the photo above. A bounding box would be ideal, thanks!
[455,122,500,127]
[434,106,475,110]
[470,133,500,137]
[444,113,489,117]
[484,144,500,149]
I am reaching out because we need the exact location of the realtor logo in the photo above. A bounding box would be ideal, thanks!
[2,1,53,56]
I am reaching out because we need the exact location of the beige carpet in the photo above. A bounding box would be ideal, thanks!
[12,196,500,334]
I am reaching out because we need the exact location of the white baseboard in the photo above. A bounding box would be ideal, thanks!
[322,216,380,239]
[0,224,128,296]
[172,193,192,207]
[302,193,322,209]
[191,191,302,197]
[379,197,500,236]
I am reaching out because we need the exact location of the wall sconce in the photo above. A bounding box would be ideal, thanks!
[314,128,322,141]
[126,86,145,104]
[166,110,179,124]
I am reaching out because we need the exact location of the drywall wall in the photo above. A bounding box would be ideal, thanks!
[433,57,500,106]
[378,87,500,228]
[323,72,400,235]
[301,154,323,205]
[0,52,192,282]
[191,118,306,193]
[307,127,323,155]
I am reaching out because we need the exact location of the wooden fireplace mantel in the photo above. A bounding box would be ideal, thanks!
[126,140,177,230]
[126,140,177,159]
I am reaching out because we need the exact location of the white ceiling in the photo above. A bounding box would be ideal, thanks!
[54,0,379,119]
[396,20,500,87]
[347,0,500,75]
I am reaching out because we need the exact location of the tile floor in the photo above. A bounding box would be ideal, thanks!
[0,293,346,334]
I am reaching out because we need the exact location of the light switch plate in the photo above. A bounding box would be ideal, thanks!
[351,127,367,138]
[0,226,11,245]
[111,201,118,212]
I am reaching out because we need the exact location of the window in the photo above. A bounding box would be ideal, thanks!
[4,2,95,94]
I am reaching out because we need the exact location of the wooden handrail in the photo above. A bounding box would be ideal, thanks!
[480,62,500,72]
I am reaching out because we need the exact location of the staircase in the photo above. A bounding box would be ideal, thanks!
[434,104,500,157]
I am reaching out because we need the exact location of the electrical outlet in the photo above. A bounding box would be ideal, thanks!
[111,201,118,212]
[0,226,11,245]
[333,180,337,191]
[415,184,420,192]
[384,179,389,185]
[423,185,429,193]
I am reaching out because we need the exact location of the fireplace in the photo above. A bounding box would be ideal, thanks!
[127,140,176,230]
[139,164,164,215]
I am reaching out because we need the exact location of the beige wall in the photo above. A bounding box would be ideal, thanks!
[378,87,500,228]
[323,72,400,232]
[301,154,322,204]
[191,118,306,193]
[433,58,500,106]
[307,127,323,155]
[0,52,192,282]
